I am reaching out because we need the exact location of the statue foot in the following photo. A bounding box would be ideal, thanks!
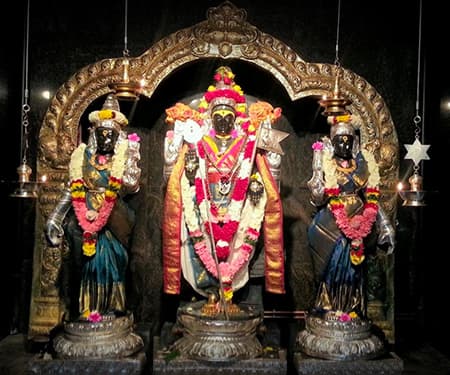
[201,297,241,317]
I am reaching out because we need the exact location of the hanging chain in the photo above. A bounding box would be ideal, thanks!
[412,116,421,175]
[20,0,32,166]
[413,0,423,139]
[334,0,342,67]
[411,0,423,177]
[123,0,130,57]
[21,104,31,165]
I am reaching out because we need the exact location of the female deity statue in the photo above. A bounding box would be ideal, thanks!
[45,94,141,323]
[162,66,286,316]
[297,114,395,360]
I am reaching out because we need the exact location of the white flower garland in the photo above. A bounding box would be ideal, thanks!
[69,140,128,182]
[321,144,380,189]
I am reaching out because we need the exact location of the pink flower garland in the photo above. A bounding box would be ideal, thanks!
[316,137,381,265]
[325,187,379,265]
[71,176,122,256]
[189,226,258,284]
[71,177,121,233]
[327,189,379,240]
[204,88,245,105]
[194,137,256,261]
[186,134,261,283]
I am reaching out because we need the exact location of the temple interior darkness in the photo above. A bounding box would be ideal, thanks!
[0,0,448,373]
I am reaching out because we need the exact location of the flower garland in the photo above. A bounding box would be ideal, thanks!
[69,139,128,257]
[181,172,265,301]
[195,134,256,260]
[319,140,380,265]
[165,102,205,125]
[197,66,249,128]
[181,131,265,301]
[88,108,128,127]
[248,101,282,129]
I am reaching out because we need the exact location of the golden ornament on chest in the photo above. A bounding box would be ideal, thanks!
[248,177,264,206]
[184,148,199,183]
[217,176,232,195]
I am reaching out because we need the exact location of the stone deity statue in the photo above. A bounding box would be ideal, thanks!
[44,94,143,358]
[162,66,286,317]
[297,114,395,360]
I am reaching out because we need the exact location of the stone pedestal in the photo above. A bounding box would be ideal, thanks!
[293,351,404,375]
[153,336,287,375]
[29,351,147,375]
[53,313,144,359]
[296,314,385,360]
[170,301,264,362]
[28,321,150,374]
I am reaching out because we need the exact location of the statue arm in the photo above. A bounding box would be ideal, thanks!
[163,130,184,183]
[45,187,72,246]
[376,206,396,254]
[266,151,282,190]
[307,144,326,207]
[122,137,141,194]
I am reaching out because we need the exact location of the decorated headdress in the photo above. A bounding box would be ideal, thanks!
[88,94,129,131]
[328,114,356,140]
[328,114,360,157]
[198,66,247,119]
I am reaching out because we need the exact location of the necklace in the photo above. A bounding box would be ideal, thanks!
[335,158,356,173]
[89,153,112,171]
[202,136,244,196]
[217,136,231,154]
[208,161,241,197]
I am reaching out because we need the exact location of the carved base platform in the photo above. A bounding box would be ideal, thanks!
[53,313,144,359]
[296,315,386,361]
[169,300,264,362]
[29,350,147,375]
[153,336,287,375]
[293,351,404,375]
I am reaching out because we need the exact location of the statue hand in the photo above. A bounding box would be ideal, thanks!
[45,220,64,246]
[307,172,325,206]
[377,221,395,254]
[164,132,183,165]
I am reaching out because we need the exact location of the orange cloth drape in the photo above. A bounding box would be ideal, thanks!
[162,144,188,294]
[256,152,285,294]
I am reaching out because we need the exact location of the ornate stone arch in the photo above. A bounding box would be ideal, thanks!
[31,1,398,340]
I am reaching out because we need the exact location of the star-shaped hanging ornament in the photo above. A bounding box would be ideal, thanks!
[404,138,430,166]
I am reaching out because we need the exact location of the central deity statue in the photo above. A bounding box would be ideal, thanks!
[162,66,286,317]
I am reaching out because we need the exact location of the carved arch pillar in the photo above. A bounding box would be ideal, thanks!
[31,1,398,341]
